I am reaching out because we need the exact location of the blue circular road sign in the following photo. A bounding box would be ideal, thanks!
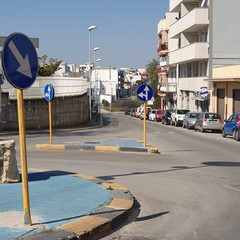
[44,84,54,102]
[1,32,38,90]
[136,84,154,102]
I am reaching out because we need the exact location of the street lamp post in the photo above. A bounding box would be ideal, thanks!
[95,59,101,100]
[88,25,97,120]
[109,83,113,112]
[93,47,100,120]
[93,47,100,93]
[95,65,101,119]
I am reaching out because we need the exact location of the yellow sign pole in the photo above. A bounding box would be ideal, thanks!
[143,102,146,147]
[16,89,32,225]
[49,101,53,144]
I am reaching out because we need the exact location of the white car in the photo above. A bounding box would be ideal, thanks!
[149,109,157,121]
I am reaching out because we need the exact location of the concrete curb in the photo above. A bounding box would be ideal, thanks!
[35,143,159,154]
[22,173,135,240]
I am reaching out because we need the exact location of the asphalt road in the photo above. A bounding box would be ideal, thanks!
[6,112,240,240]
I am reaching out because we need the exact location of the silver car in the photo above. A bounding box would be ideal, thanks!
[194,112,223,133]
[182,112,201,129]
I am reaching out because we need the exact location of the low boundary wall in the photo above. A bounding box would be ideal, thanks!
[1,93,89,130]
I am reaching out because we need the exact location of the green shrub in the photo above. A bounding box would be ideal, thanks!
[111,99,141,111]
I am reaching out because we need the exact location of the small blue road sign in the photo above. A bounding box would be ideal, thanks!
[44,84,54,102]
[136,84,154,102]
[1,32,38,90]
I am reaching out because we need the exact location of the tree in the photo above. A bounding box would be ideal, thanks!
[145,59,161,108]
[146,59,158,82]
[38,55,62,76]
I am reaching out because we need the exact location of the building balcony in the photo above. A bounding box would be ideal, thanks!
[169,8,209,39]
[157,42,168,55]
[170,0,199,12]
[160,82,177,93]
[169,42,209,65]
[169,0,182,12]
[157,66,168,75]
[158,18,168,34]
[159,56,169,67]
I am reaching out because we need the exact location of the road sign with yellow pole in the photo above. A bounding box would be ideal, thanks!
[2,33,38,225]
[136,84,154,147]
[44,84,54,144]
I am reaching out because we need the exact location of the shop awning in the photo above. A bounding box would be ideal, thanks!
[204,78,240,82]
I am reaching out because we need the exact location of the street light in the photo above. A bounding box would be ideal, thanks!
[93,47,101,120]
[88,25,97,120]
[109,83,113,112]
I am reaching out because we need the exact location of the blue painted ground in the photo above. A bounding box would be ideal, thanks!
[0,171,113,240]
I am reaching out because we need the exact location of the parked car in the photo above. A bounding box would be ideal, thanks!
[222,113,240,139]
[136,106,143,118]
[182,112,201,129]
[139,107,152,120]
[194,112,223,133]
[162,110,173,125]
[236,117,240,141]
[155,109,164,122]
[130,108,136,117]
[170,109,190,126]
[149,109,157,121]
[124,108,131,115]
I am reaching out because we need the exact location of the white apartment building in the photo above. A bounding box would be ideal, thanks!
[166,0,240,119]
[91,68,125,105]
[168,0,210,112]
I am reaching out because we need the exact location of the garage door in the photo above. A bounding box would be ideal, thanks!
[217,89,225,119]
[233,89,240,113]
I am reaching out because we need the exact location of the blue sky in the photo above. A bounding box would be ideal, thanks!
[0,0,168,69]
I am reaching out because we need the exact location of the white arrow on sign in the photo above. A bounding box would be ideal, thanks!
[45,86,51,99]
[138,85,150,101]
[8,40,32,78]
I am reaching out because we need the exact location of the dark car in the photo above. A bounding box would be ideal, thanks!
[222,113,240,139]
[162,110,173,125]
[236,117,240,141]
[124,108,131,115]
[130,108,136,117]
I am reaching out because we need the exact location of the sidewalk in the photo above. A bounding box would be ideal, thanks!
[0,169,134,240]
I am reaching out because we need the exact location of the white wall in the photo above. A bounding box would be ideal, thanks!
[2,76,88,99]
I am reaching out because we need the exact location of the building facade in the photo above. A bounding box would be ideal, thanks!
[157,12,178,110]
[164,0,240,117]
[168,0,210,112]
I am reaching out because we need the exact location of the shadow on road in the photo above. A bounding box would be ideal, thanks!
[21,170,75,182]
[98,165,206,181]
[134,211,170,222]
[202,161,240,167]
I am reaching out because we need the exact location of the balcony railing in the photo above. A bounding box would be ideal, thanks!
[160,82,177,93]
[157,66,168,75]
[169,42,209,65]
[157,42,168,55]
[169,8,209,39]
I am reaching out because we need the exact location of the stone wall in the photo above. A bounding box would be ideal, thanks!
[1,93,89,130]
[0,140,20,183]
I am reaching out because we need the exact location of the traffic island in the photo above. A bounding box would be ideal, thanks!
[19,173,135,240]
[36,143,159,154]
